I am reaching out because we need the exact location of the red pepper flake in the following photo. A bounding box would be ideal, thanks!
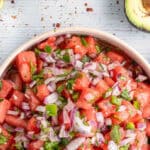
[86,7,93,12]
[11,15,17,19]
[11,0,15,4]
[116,0,119,4]
[84,3,88,6]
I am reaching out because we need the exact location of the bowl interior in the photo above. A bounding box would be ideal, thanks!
[0,27,149,78]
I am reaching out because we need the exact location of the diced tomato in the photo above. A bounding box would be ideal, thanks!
[0,99,11,123]
[25,89,40,111]
[19,63,32,82]
[74,72,90,91]
[16,51,37,83]
[142,104,150,119]
[66,36,87,57]
[146,121,150,137]
[85,36,97,56]
[79,88,100,103]
[142,144,150,150]
[107,51,125,63]
[9,73,23,91]
[37,58,44,73]
[94,53,110,65]
[0,80,13,98]
[28,140,44,150]
[104,77,115,87]
[16,51,37,67]
[27,117,40,133]
[112,66,129,81]
[5,115,27,129]
[38,36,56,50]
[58,111,71,130]
[76,98,92,110]
[97,99,116,117]
[130,113,143,123]
[95,79,109,97]
[81,107,97,122]
[9,90,24,108]
[134,88,150,108]
[36,84,50,101]
[0,125,13,150]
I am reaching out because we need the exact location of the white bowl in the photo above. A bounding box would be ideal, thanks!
[0,27,149,77]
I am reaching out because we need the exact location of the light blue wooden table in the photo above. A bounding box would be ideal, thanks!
[0,0,150,64]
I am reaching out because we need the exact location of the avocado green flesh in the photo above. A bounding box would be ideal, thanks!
[125,0,150,32]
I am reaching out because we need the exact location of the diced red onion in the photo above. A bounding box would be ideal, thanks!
[75,54,81,60]
[12,94,18,100]
[105,118,112,126]
[91,133,105,145]
[96,112,104,127]
[118,105,127,112]
[22,102,30,110]
[92,77,101,86]
[7,110,19,116]
[84,93,95,102]
[36,106,46,112]
[108,141,118,150]
[108,62,120,70]
[64,99,75,112]
[39,52,56,63]
[137,122,146,131]
[20,112,25,119]
[47,82,56,92]
[66,137,85,150]
[44,92,58,104]
[63,109,70,124]
[55,36,64,45]
[120,137,135,146]
[125,130,136,138]
[70,107,77,126]
[88,120,97,128]
[3,123,15,132]
[49,127,60,142]
[45,76,65,85]
[84,62,97,71]
[15,127,24,132]
[59,125,69,138]
[112,84,121,96]
[74,115,92,134]
[136,74,148,82]
[68,49,75,65]
[51,116,58,126]
[75,60,83,70]
[29,80,37,88]
[27,131,35,140]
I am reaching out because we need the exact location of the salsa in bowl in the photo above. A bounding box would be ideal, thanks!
[0,28,149,150]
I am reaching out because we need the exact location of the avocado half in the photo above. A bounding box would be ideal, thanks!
[125,0,150,32]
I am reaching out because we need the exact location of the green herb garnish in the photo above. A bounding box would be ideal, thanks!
[0,98,3,102]
[119,144,129,150]
[121,89,131,101]
[0,134,7,145]
[66,79,75,90]
[57,84,65,94]
[0,80,2,90]
[44,141,59,150]
[60,138,69,146]
[111,96,122,106]
[34,48,41,55]
[46,104,58,117]
[15,141,24,150]
[62,52,70,63]
[80,37,88,46]
[126,122,135,130]
[110,125,121,144]
[44,45,52,53]
[30,62,36,75]
[96,45,102,53]
[72,92,80,101]
[133,100,140,110]
[81,55,90,63]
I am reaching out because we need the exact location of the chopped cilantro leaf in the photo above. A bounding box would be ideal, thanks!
[34,48,41,55]
[44,45,52,53]
[81,55,90,63]
[62,52,70,63]
[0,80,2,90]
[0,134,7,145]
[80,37,88,46]
[57,84,65,94]
[44,141,59,150]
[96,45,102,53]
[121,89,131,101]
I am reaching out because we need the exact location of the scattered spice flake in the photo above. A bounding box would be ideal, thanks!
[84,3,88,6]
[120,20,124,23]
[0,19,3,22]
[56,23,61,28]
[116,0,119,4]
[11,0,15,4]
[33,34,37,37]
[41,17,44,22]
[50,16,52,19]
[86,7,93,12]
[11,15,17,19]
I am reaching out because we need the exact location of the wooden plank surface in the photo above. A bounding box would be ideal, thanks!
[0,0,150,64]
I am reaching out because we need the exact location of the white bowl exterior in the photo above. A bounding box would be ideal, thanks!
[0,27,150,77]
